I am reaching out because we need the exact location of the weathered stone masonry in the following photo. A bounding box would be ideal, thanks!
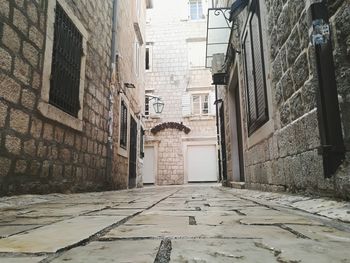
[219,0,350,199]
[0,0,113,195]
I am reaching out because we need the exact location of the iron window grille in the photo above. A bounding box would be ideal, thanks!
[242,0,268,136]
[120,100,128,149]
[49,2,83,117]
[145,97,150,116]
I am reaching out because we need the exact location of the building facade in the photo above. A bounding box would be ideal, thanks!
[143,0,218,185]
[111,0,149,189]
[214,0,350,199]
[0,0,147,195]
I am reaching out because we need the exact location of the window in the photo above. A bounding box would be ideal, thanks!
[188,41,206,68]
[136,0,141,17]
[134,40,140,76]
[120,100,128,149]
[145,97,150,116]
[242,0,268,135]
[39,0,88,131]
[191,94,209,115]
[145,45,152,71]
[189,0,204,20]
[49,3,82,117]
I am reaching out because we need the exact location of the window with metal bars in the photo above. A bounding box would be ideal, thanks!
[145,97,150,116]
[49,2,83,117]
[120,100,128,149]
[242,0,268,136]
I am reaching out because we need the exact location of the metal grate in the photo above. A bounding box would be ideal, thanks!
[49,3,83,117]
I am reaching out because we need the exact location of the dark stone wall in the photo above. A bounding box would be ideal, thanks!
[0,0,113,195]
[220,0,350,199]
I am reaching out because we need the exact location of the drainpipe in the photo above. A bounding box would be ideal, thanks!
[106,0,119,187]
[215,84,222,183]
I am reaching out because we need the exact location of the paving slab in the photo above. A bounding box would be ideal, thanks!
[16,204,108,217]
[260,238,350,263]
[285,224,350,242]
[0,224,41,237]
[0,216,69,225]
[125,214,189,226]
[0,256,46,263]
[86,209,142,217]
[239,215,323,226]
[171,239,278,262]
[103,223,295,240]
[0,216,124,253]
[50,240,160,263]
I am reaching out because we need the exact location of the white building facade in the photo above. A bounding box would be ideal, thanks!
[143,0,218,185]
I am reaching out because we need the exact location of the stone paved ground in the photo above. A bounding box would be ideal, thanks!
[0,185,349,262]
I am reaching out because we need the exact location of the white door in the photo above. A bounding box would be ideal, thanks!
[187,145,217,182]
[143,146,155,184]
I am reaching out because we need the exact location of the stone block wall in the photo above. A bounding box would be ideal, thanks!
[0,0,113,195]
[111,0,147,189]
[217,0,350,198]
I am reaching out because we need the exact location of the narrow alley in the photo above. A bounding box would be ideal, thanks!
[0,185,349,262]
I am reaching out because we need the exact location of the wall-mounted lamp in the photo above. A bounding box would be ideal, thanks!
[146,94,165,114]
[214,99,223,105]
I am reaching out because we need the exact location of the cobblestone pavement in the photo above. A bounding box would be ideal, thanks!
[0,185,349,262]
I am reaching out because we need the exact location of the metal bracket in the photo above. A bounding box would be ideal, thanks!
[311,19,330,46]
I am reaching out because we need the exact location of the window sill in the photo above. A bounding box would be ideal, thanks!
[117,146,128,158]
[38,101,83,131]
[247,119,274,149]
[187,115,215,121]
[145,115,161,120]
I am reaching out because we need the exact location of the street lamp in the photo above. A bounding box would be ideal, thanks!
[145,94,165,114]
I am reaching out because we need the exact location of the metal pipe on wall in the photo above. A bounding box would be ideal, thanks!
[106,0,119,186]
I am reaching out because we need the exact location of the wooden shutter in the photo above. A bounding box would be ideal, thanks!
[250,7,267,121]
[209,91,216,116]
[182,93,191,116]
[243,0,268,135]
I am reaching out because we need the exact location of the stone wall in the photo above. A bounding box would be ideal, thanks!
[111,0,147,189]
[0,0,113,195]
[218,0,350,198]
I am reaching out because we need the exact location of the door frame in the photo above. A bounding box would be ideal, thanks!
[143,140,160,185]
[183,138,218,183]
[228,73,245,182]
[128,115,138,188]
[143,145,158,185]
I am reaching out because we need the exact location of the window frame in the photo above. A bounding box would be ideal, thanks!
[119,99,128,150]
[145,96,150,117]
[187,40,206,68]
[140,127,145,158]
[145,44,153,72]
[191,93,209,116]
[38,0,88,131]
[134,38,140,77]
[242,0,269,136]
[189,0,204,20]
